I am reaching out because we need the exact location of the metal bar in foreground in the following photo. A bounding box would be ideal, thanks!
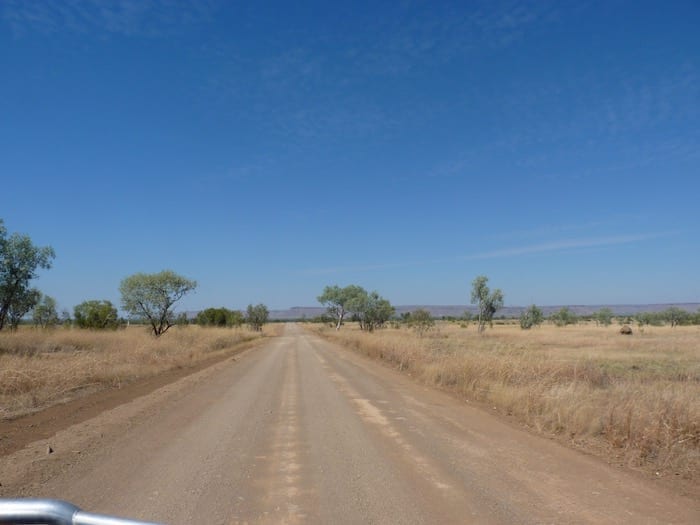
[0,499,163,525]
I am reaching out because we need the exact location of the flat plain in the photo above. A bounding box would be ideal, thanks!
[2,324,698,524]
[309,321,700,485]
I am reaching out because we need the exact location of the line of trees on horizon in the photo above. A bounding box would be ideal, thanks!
[2,219,699,335]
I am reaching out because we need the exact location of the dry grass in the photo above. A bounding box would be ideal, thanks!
[0,324,281,419]
[307,321,700,480]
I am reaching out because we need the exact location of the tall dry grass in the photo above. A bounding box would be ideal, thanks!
[308,322,700,480]
[0,324,279,419]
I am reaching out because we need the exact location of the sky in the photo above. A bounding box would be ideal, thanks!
[1,0,698,312]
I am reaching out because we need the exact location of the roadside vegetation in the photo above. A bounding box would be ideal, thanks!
[307,321,700,481]
[0,325,277,419]
[3,215,698,483]
[0,218,277,420]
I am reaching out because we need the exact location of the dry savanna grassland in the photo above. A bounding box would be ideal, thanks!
[307,321,700,481]
[0,324,280,420]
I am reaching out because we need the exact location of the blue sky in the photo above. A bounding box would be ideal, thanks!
[1,0,698,312]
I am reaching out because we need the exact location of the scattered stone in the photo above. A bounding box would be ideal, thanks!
[47,445,54,454]
[620,325,633,335]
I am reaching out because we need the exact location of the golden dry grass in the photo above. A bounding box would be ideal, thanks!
[0,324,281,419]
[307,321,700,480]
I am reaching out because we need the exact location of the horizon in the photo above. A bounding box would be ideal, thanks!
[1,1,698,312]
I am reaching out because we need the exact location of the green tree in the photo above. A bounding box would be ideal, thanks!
[196,307,229,327]
[594,307,614,327]
[6,288,41,330]
[317,284,366,330]
[246,303,269,332]
[407,308,434,336]
[693,309,700,326]
[635,311,663,327]
[519,304,543,330]
[228,309,245,328]
[470,276,504,333]
[74,300,119,329]
[196,307,245,328]
[662,307,690,328]
[120,270,197,337]
[551,306,578,327]
[0,220,55,330]
[348,290,394,332]
[32,294,59,328]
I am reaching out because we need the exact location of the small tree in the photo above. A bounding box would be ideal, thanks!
[0,220,55,331]
[317,284,366,330]
[519,304,543,330]
[408,309,434,336]
[74,300,119,329]
[32,294,59,328]
[196,307,245,328]
[120,270,197,336]
[470,276,504,333]
[228,309,245,328]
[551,307,577,327]
[594,308,614,327]
[246,303,269,332]
[196,307,230,327]
[662,307,689,328]
[635,311,663,327]
[348,290,394,332]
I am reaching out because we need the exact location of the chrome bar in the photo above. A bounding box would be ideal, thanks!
[0,499,162,525]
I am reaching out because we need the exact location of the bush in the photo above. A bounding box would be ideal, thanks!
[407,309,434,336]
[550,307,577,327]
[520,304,543,329]
[74,300,120,330]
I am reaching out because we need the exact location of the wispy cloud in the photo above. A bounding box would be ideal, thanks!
[303,232,673,275]
[345,1,565,77]
[1,0,217,38]
[456,233,671,261]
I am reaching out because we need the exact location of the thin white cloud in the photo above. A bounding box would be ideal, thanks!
[303,232,673,275]
[455,233,672,260]
[1,0,216,37]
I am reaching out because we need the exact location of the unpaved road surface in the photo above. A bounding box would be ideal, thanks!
[1,324,698,524]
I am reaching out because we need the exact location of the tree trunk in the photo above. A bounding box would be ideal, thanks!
[335,311,343,330]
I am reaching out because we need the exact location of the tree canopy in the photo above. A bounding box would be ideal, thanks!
[74,300,120,330]
[349,290,394,332]
[196,307,244,328]
[0,219,55,330]
[120,270,197,336]
[519,304,543,330]
[470,276,504,333]
[32,294,59,328]
[246,303,269,331]
[551,306,578,327]
[407,308,434,336]
[317,284,366,330]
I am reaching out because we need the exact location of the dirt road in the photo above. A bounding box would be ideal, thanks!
[1,324,698,524]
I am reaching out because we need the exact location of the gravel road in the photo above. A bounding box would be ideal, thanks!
[2,324,697,524]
